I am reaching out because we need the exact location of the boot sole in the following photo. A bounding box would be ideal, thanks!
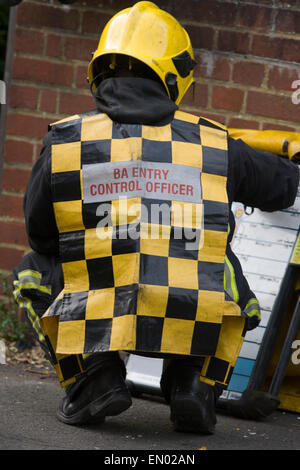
[57,387,132,425]
[170,392,216,434]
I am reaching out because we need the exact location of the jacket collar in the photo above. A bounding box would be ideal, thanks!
[93,77,178,126]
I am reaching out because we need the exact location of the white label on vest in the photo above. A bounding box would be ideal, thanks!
[82,161,201,204]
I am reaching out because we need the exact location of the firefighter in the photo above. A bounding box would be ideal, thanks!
[13,1,299,434]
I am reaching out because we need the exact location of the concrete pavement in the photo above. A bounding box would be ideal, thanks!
[0,363,299,451]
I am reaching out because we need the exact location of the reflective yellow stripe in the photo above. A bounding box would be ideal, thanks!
[245,298,258,308]
[17,269,42,280]
[13,280,51,295]
[244,297,261,319]
[247,309,260,318]
[82,353,93,359]
[13,286,46,346]
[224,255,239,303]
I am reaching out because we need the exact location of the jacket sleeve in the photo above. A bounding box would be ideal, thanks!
[228,137,299,211]
[23,131,59,255]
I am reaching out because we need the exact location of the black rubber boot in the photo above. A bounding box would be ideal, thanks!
[56,353,132,425]
[161,359,218,434]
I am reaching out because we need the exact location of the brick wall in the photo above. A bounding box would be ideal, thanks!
[1,0,300,279]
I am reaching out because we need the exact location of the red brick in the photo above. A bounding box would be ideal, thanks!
[280,0,300,5]
[0,194,23,219]
[46,34,62,58]
[238,0,273,3]
[239,5,272,30]
[252,35,299,63]
[194,53,230,81]
[262,122,297,132]
[82,11,112,35]
[6,113,50,140]
[64,36,97,62]
[9,84,39,110]
[218,30,250,55]
[268,66,300,91]
[276,9,300,34]
[17,2,80,31]
[76,65,89,89]
[1,167,31,193]
[12,57,74,87]
[232,61,265,87]
[0,221,27,246]
[228,118,260,130]
[199,113,226,125]
[35,143,44,161]
[252,35,274,59]
[194,83,208,107]
[247,91,300,123]
[14,28,44,55]
[59,92,95,115]
[180,85,194,107]
[171,0,237,26]
[82,0,124,5]
[40,89,57,114]
[181,83,208,107]
[212,86,244,112]
[185,25,215,51]
[4,139,34,165]
[0,247,26,271]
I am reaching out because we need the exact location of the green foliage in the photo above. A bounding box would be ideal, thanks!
[0,4,9,80]
[0,275,32,343]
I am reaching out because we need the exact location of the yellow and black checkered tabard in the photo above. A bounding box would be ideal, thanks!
[41,109,230,357]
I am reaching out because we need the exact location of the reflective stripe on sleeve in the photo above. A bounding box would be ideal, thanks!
[243,297,261,320]
[224,255,239,303]
[13,285,47,346]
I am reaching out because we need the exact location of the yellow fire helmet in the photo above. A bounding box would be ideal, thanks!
[88,1,196,105]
